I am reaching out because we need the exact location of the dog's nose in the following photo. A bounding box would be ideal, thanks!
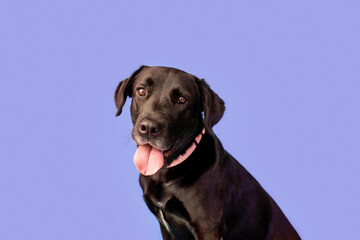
[138,119,162,137]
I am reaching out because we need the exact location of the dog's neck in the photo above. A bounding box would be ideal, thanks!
[167,128,206,168]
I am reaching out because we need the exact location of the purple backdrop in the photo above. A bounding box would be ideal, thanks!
[1,0,359,239]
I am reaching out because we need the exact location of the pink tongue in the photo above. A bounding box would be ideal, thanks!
[133,145,164,176]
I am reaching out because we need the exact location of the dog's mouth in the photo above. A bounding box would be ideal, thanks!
[133,141,176,176]
[163,145,175,157]
[133,130,203,176]
[133,144,164,176]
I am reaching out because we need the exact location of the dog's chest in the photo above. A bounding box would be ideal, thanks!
[144,182,190,220]
[143,181,198,238]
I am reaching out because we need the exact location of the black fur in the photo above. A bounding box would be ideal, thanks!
[115,66,300,240]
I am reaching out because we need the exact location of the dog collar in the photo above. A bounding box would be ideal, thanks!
[167,128,206,168]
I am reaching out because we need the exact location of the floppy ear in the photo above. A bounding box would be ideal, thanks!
[195,77,225,134]
[114,77,131,116]
[114,66,145,116]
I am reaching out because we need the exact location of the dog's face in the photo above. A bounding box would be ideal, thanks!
[115,66,225,167]
[129,66,203,157]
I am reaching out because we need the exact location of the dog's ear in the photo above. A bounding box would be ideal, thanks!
[114,77,131,116]
[114,66,146,116]
[195,77,225,134]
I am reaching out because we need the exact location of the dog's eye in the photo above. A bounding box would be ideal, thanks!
[137,88,146,96]
[177,96,187,104]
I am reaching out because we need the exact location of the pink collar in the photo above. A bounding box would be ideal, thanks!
[167,128,206,168]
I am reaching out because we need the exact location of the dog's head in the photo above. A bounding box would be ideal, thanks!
[115,66,225,174]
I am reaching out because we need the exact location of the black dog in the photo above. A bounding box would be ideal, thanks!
[115,66,300,240]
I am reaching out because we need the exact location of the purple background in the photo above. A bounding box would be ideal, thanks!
[1,1,359,239]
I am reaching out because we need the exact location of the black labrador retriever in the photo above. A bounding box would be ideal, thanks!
[115,66,300,240]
